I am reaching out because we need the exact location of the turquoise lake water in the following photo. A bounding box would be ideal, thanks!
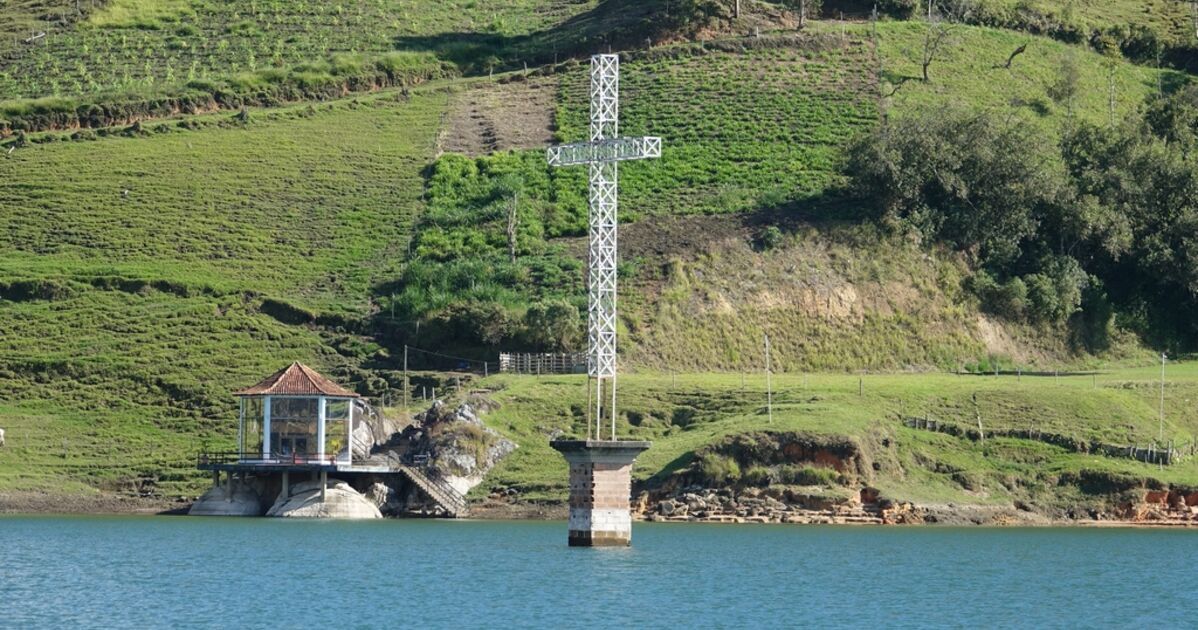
[1,516,1195,628]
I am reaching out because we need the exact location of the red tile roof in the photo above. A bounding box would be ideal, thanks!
[234,362,359,398]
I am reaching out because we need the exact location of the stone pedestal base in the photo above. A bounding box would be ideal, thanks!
[550,439,651,547]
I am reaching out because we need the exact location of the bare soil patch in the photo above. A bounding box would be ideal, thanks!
[440,77,559,157]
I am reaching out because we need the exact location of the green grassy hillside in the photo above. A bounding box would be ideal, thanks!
[0,90,446,495]
[481,363,1198,504]
[0,2,1195,504]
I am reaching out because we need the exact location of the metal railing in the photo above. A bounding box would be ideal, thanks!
[197,451,341,467]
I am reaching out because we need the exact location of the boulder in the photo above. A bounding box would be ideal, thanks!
[189,482,263,517]
[454,403,482,426]
[364,481,405,516]
[267,479,382,519]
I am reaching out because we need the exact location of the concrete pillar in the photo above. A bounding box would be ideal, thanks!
[320,471,327,503]
[225,471,233,500]
[550,440,651,547]
[282,471,290,498]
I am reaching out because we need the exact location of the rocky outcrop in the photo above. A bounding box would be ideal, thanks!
[394,399,517,497]
[266,480,382,519]
[189,482,264,517]
[1117,488,1198,525]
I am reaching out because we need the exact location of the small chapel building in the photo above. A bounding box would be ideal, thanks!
[232,361,361,466]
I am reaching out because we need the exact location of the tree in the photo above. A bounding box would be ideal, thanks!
[921,19,949,81]
[1047,54,1082,114]
[783,0,822,28]
[524,300,582,351]
[919,0,972,82]
[847,108,1064,266]
[493,174,524,264]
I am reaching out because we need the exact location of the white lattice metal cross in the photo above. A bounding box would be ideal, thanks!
[547,54,662,440]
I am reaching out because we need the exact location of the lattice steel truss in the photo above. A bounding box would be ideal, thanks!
[546,54,662,440]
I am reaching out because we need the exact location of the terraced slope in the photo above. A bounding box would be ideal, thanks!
[0,0,596,99]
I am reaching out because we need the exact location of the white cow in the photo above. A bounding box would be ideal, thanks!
[0,428,5,447]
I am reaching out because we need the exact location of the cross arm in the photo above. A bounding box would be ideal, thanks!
[546,136,662,167]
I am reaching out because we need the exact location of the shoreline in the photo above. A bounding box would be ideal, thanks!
[1,492,1195,528]
[0,491,185,517]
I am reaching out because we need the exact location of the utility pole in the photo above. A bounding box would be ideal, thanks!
[765,333,773,424]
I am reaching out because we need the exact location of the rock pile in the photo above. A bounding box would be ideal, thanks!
[1118,489,1198,525]
[639,487,923,525]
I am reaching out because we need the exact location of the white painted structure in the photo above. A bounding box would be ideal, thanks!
[547,54,662,440]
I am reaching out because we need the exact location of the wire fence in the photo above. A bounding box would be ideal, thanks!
[901,416,1193,466]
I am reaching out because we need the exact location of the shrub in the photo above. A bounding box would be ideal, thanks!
[1120,24,1164,63]
[696,453,741,484]
[755,226,784,251]
[779,464,839,486]
[1025,257,1087,324]
[971,273,1028,320]
[874,0,918,18]
[438,301,515,346]
[523,299,581,352]
[742,465,773,486]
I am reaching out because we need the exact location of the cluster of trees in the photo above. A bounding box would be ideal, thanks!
[848,86,1198,350]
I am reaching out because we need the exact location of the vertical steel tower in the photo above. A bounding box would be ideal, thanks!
[547,54,661,440]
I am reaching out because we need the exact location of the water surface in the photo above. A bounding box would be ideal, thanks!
[1,516,1193,628]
